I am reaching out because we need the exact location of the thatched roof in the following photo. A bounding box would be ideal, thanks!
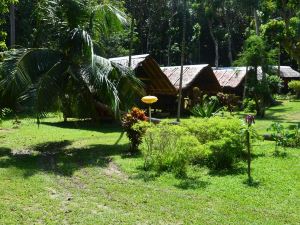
[161,65,221,93]
[278,66,300,78]
[214,67,265,89]
[109,55,177,95]
[109,54,149,69]
[214,67,247,88]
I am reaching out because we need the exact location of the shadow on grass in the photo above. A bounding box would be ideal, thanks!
[41,120,122,133]
[0,147,12,157]
[243,179,261,188]
[175,177,210,190]
[0,140,130,177]
[209,166,247,177]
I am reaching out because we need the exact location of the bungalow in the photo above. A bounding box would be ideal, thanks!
[277,66,300,92]
[214,66,300,95]
[110,55,221,112]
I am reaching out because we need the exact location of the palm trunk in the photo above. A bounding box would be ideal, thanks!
[177,0,187,122]
[208,20,219,69]
[9,4,16,48]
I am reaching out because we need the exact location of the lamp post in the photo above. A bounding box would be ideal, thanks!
[141,96,158,123]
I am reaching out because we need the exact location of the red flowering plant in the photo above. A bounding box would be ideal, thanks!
[122,107,148,152]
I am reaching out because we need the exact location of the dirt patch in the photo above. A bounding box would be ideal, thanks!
[104,161,128,180]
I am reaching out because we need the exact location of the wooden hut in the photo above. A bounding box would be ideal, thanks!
[161,65,221,111]
[214,67,248,96]
[110,55,221,112]
[277,66,300,92]
[110,55,178,112]
[214,66,300,95]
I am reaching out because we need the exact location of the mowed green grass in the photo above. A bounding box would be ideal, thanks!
[0,101,299,224]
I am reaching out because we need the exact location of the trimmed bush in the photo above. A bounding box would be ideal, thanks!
[141,123,206,177]
[182,117,244,169]
[288,80,300,98]
[140,117,245,175]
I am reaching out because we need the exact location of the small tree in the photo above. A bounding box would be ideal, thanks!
[245,115,255,183]
[235,35,276,118]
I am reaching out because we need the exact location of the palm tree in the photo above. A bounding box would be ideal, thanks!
[0,0,143,120]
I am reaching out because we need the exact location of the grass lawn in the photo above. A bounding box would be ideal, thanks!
[0,100,299,224]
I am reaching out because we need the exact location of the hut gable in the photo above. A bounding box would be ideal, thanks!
[109,54,149,69]
[161,65,221,93]
[278,66,300,78]
[214,67,247,89]
[109,55,177,95]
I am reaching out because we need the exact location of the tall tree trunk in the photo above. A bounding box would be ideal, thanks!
[177,0,187,122]
[128,16,135,67]
[225,14,233,65]
[254,9,260,35]
[243,66,249,101]
[208,20,219,69]
[9,4,16,48]
[167,36,172,66]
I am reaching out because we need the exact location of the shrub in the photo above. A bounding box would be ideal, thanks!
[267,75,283,94]
[217,92,240,112]
[141,123,206,177]
[182,117,244,169]
[141,116,245,174]
[267,123,300,150]
[122,107,148,152]
[288,80,300,98]
[243,98,257,113]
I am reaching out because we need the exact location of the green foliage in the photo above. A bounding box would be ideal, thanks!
[288,80,300,98]
[183,117,245,169]
[0,0,18,50]
[190,96,219,118]
[141,123,205,177]
[217,92,240,112]
[0,2,143,118]
[267,74,282,94]
[122,107,148,152]
[243,98,257,113]
[268,122,300,153]
[267,122,288,156]
[141,117,245,174]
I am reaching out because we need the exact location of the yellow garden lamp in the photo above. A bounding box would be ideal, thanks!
[141,96,158,123]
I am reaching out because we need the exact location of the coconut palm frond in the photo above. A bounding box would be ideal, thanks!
[0,48,62,109]
[65,28,94,64]
[80,55,120,115]
[92,3,128,37]
[110,62,145,110]
[34,61,69,114]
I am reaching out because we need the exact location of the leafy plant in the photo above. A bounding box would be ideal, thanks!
[190,96,219,118]
[267,75,283,95]
[243,98,257,113]
[288,80,300,98]
[267,122,289,156]
[122,107,148,152]
[217,93,240,113]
